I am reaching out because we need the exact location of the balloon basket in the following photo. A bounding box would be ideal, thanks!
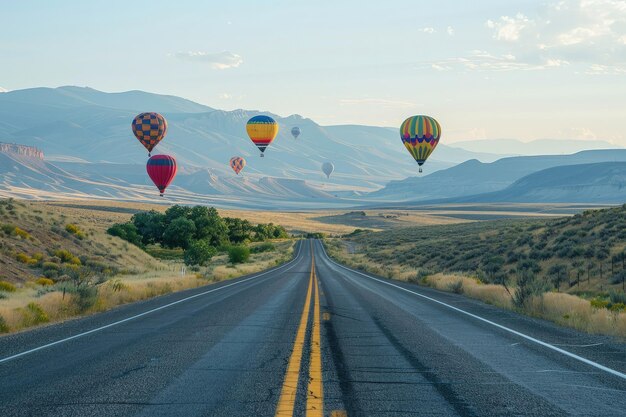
[159,193,164,197]
[419,167,423,173]
[260,153,264,157]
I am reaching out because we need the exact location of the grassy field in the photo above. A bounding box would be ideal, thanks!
[0,198,295,334]
[324,204,626,338]
[46,200,587,235]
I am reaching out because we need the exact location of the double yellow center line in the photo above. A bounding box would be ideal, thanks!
[275,241,323,417]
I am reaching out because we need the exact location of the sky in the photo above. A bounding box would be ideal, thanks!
[1,0,625,144]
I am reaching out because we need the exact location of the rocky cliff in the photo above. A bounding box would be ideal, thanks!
[0,143,44,159]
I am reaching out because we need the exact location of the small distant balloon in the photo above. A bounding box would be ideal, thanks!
[399,115,441,173]
[246,115,279,157]
[229,156,246,175]
[291,126,301,139]
[322,162,334,178]
[146,154,177,196]
[132,112,168,156]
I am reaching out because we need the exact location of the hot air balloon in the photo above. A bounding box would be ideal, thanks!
[322,162,334,178]
[246,115,279,157]
[400,115,441,173]
[229,156,246,175]
[291,126,301,139]
[132,112,168,156]
[146,154,177,196]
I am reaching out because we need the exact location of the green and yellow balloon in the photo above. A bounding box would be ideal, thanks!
[400,115,441,173]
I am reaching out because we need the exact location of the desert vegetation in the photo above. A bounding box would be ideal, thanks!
[0,199,294,334]
[325,204,626,337]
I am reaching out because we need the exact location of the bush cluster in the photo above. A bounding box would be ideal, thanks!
[108,205,288,266]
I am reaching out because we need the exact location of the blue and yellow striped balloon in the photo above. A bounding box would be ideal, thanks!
[400,115,441,172]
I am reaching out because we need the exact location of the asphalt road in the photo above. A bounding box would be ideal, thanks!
[1,239,625,416]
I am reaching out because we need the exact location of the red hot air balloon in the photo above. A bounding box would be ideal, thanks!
[146,154,177,196]
[132,112,168,156]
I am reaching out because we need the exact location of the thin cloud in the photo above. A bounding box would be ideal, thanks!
[486,0,626,73]
[421,50,568,72]
[486,13,532,42]
[339,98,416,109]
[173,51,243,69]
[418,27,435,34]
[447,26,455,36]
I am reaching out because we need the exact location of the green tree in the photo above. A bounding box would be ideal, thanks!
[162,217,196,249]
[191,206,229,246]
[228,245,250,263]
[164,205,192,224]
[225,217,253,243]
[184,240,217,266]
[107,222,142,246]
[131,210,165,245]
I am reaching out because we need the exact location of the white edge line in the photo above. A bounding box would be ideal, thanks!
[0,240,305,365]
[317,241,626,381]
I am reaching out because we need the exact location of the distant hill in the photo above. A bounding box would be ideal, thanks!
[452,138,620,156]
[0,86,503,194]
[369,150,626,202]
[461,162,626,204]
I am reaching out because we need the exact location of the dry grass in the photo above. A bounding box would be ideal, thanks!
[45,200,472,235]
[0,240,295,334]
[424,273,513,310]
[526,292,626,337]
[324,238,626,338]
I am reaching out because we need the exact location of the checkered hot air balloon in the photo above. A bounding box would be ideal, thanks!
[229,156,246,175]
[400,115,441,173]
[246,115,279,157]
[132,112,168,156]
[146,154,177,196]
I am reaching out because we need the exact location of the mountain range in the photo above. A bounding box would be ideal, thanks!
[0,86,625,207]
[370,150,626,202]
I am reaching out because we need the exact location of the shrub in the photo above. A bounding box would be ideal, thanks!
[74,286,98,312]
[0,315,8,333]
[54,249,81,265]
[609,290,626,305]
[22,302,49,325]
[251,242,275,253]
[107,222,142,246]
[609,303,626,312]
[36,277,55,286]
[590,298,609,309]
[1,224,16,235]
[184,240,217,266]
[228,245,250,264]
[65,224,85,239]
[16,253,35,264]
[0,280,17,292]
[42,261,60,272]
[447,280,464,294]
[14,227,32,239]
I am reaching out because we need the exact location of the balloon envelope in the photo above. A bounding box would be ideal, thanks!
[291,126,301,139]
[400,115,441,172]
[132,112,168,155]
[229,156,246,175]
[246,115,279,156]
[322,162,334,178]
[146,154,177,196]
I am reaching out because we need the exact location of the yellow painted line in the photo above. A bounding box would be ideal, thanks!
[275,242,315,417]
[306,254,324,417]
